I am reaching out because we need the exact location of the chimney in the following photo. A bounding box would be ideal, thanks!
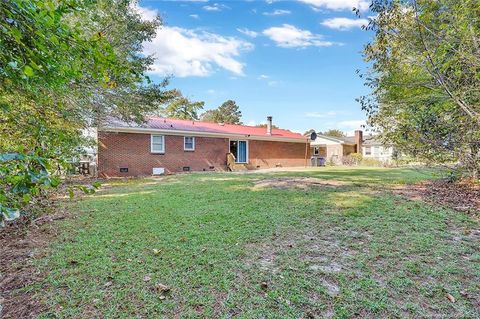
[266,116,273,135]
[354,130,363,153]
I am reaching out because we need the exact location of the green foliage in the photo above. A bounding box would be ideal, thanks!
[322,129,346,138]
[347,152,364,165]
[201,100,243,124]
[255,123,280,129]
[164,91,205,120]
[0,0,172,224]
[360,0,480,178]
[303,129,315,136]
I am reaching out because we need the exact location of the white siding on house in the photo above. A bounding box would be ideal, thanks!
[362,145,393,161]
[310,136,343,146]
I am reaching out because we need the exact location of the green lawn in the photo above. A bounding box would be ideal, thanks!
[34,167,479,318]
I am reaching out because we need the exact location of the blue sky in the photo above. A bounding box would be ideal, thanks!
[137,0,373,135]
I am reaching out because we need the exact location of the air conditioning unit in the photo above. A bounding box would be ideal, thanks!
[152,167,165,175]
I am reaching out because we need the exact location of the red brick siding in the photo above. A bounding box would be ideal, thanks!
[98,131,310,176]
[248,140,309,169]
[98,132,229,177]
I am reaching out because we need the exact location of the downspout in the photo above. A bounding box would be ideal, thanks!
[304,138,309,167]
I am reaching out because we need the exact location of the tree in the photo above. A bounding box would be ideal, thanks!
[256,123,279,129]
[164,92,204,120]
[201,100,243,124]
[359,0,480,178]
[322,129,346,138]
[0,0,173,224]
[303,129,316,137]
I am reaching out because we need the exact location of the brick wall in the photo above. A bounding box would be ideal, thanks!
[248,140,310,169]
[98,132,229,177]
[98,132,310,176]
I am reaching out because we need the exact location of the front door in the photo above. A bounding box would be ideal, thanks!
[230,140,248,163]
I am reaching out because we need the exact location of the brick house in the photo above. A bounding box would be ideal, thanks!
[98,116,310,177]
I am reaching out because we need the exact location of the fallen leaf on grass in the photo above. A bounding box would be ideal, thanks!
[446,293,456,303]
[155,283,171,293]
[144,275,152,282]
[153,249,161,255]
[104,281,113,288]
[261,282,268,290]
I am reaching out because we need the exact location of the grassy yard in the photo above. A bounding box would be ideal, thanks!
[32,167,479,318]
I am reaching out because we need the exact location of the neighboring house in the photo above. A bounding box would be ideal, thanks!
[310,130,363,164]
[310,130,395,163]
[362,135,395,162]
[98,116,310,177]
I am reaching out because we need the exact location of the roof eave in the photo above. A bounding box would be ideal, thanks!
[99,126,309,143]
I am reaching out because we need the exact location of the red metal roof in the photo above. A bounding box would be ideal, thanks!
[105,116,307,141]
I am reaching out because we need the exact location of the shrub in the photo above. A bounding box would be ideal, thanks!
[342,153,363,166]
[361,158,383,167]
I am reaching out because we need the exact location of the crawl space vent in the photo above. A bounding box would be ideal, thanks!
[119,167,128,173]
[152,167,165,175]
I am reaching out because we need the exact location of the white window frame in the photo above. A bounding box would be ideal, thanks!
[364,146,371,156]
[229,139,249,164]
[313,147,320,156]
[236,140,249,164]
[151,135,165,153]
[184,136,195,151]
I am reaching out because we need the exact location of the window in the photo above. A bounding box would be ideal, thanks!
[364,146,371,156]
[184,136,195,151]
[151,135,165,153]
[313,147,320,156]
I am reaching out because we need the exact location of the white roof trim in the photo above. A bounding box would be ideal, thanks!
[99,126,309,144]
[311,134,356,145]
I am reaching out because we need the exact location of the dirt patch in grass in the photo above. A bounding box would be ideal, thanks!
[253,177,347,190]
[0,213,66,319]
[240,213,479,318]
[394,180,480,216]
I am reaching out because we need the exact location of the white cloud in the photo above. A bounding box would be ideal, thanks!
[321,17,368,30]
[257,74,278,86]
[337,119,366,130]
[143,27,253,77]
[298,0,370,11]
[237,28,258,38]
[134,5,158,21]
[189,14,199,19]
[132,4,252,77]
[203,3,229,11]
[263,9,291,16]
[305,111,339,118]
[263,24,334,48]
